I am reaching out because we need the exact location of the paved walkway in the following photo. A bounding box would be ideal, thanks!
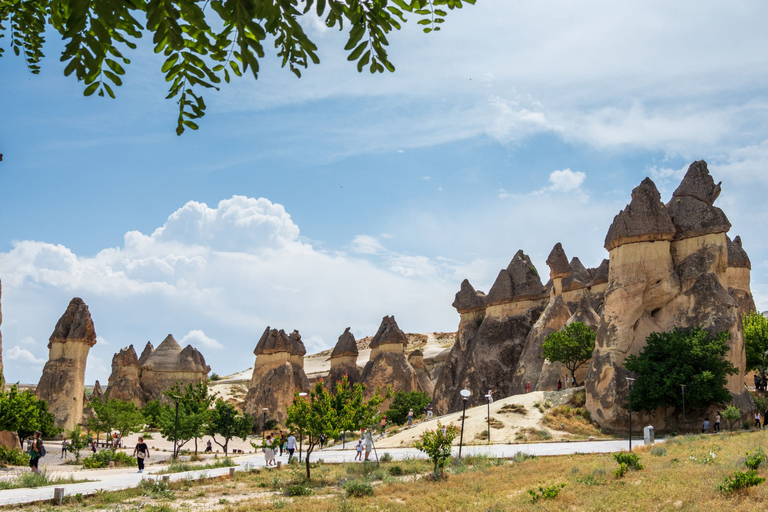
[0,438,655,507]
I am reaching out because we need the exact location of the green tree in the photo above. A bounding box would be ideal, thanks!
[286,376,387,480]
[385,390,431,425]
[624,327,738,412]
[541,322,596,385]
[206,398,253,456]
[722,405,741,431]
[141,400,163,430]
[66,424,89,463]
[0,384,60,448]
[89,397,146,444]
[413,421,459,478]
[744,311,768,380]
[0,0,475,135]
[159,381,213,458]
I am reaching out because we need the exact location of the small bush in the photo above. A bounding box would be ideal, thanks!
[744,448,766,470]
[388,465,404,476]
[613,453,643,471]
[285,485,313,496]
[0,446,30,466]
[512,452,537,463]
[138,479,174,499]
[499,403,526,415]
[717,470,765,494]
[577,474,605,486]
[82,449,136,469]
[209,373,221,381]
[344,479,374,498]
[380,452,393,463]
[528,483,566,503]
[614,462,628,479]
[650,446,667,457]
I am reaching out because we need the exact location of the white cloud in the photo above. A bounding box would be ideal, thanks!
[349,235,386,255]
[5,346,46,365]
[180,330,224,350]
[547,169,586,193]
[19,336,37,346]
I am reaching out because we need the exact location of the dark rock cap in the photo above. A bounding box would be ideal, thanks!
[48,297,97,349]
[546,243,571,279]
[666,195,731,240]
[566,296,601,329]
[408,349,424,360]
[727,235,751,269]
[289,330,307,357]
[331,327,359,358]
[486,250,545,303]
[254,328,293,356]
[569,257,591,284]
[588,259,610,287]
[111,345,139,375]
[138,341,154,367]
[179,345,211,373]
[604,177,676,251]
[369,315,408,349]
[452,279,486,312]
[672,160,722,206]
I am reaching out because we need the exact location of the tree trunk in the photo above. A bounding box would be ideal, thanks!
[305,445,313,480]
[195,438,198,455]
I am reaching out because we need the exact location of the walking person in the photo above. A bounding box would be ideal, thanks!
[355,439,363,461]
[264,435,274,467]
[526,382,531,393]
[714,412,721,433]
[28,431,43,473]
[364,430,373,461]
[755,411,762,429]
[132,436,150,473]
[61,440,68,459]
[426,403,433,420]
[557,380,562,391]
[407,409,414,426]
[286,432,297,462]
[278,432,285,456]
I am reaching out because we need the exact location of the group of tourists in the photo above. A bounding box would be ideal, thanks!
[262,432,297,466]
[754,374,768,392]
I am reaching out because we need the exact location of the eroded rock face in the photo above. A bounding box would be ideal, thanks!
[726,235,756,318]
[139,334,210,403]
[106,345,145,407]
[91,381,104,403]
[328,327,361,387]
[0,430,20,450]
[361,316,422,404]
[585,163,752,430]
[244,327,309,424]
[408,349,435,396]
[36,298,97,431]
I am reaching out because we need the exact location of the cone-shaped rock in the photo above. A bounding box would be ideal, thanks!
[36,298,97,430]
[666,161,730,240]
[672,160,722,205]
[566,296,601,329]
[486,250,545,303]
[727,235,751,269]
[289,330,307,356]
[254,327,293,355]
[91,381,104,403]
[328,327,361,387]
[106,345,144,406]
[331,328,358,358]
[546,243,571,279]
[138,342,154,367]
[604,178,676,250]
[726,235,756,319]
[588,259,610,287]
[361,316,422,404]
[140,334,210,403]
[452,279,486,312]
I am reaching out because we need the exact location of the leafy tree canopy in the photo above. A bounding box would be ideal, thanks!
[89,397,146,441]
[385,390,430,425]
[141,399,163,429]
[624,327,737,412]
[206,398,253,455]
[0,384,60,447]
[0,0,475,135]
[541,321,596,383]
[159,380,214,457]
[744,311,768,378]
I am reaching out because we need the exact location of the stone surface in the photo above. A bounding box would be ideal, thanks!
[546,243,571,279]
[666,195,731,240]
[604,178,676,251]
[368,315,408,352]
[588,259,610,287]
[91,381,104,403]
[244,327,309,424]
[566,296,601,329]
[586,166,752,430]
[452,279,486,312]
[139,334,210,403]
[138,342,154,366]
[331,328,358,358]
[486,251,546,304]
[727,235,751,269]
[328,328,362,387]
[36,298,97,431]
[726,235,757,319]
[408,349,435,396]
[361,316,422,404]
[106,345,145,406]
[0,430,20,450]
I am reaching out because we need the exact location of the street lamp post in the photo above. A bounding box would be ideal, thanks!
[262,408,268,442]
[680,384,686,434]
[298,393,308,462]
[484,394,492,445]
[626,377,636,452]
[459,389,471,457]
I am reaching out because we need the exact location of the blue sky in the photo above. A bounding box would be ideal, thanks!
[2,0,768,386]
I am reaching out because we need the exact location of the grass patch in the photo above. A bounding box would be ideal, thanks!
[0,470,90,490]
[157,456,236,474]
[344,479,374,498]
[542,404,602,437]
[0,446,30,466]
[515,427,553,442]
[498,403,526,415]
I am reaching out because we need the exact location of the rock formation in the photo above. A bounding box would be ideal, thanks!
[36,298,97,431]
[408,349,435,396]
[244,327,309,424]
[726,235,756,318]
[91,381,104,403]
[433,252,550,413]
[360,316,423,404]
[584,162,752,429]
[139,334,210,403]
[327,327,362,387]
[106,345,145,406]
[0,430,20,450]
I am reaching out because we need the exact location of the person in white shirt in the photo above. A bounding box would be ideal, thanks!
[286,433,297,461]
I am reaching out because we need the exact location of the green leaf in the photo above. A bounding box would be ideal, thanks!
[83,82,100,96]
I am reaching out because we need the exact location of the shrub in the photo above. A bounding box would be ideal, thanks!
[512,452,537,463]
[499,403,526,415]
[543,404,600,436]
[285,485,313,496]
[344,479,374,497]
[744,448,766,470]
[614,462,628,479]
[717,470,765,494]
[721,405,741,431]
[82,449,137,469]
[413,421,459,479]
[650,446,667,457]
[380,452,393,463]
[613,453,643,471]
[209,373,221,381]
[387,465,404,476]
[527,483,566,503]
[138,479,174,499]
[0,446,30,466]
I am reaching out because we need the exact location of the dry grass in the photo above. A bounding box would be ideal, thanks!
[10,431,768,512]
[515,427,553,442]
[498,403,526,416]
[543,405,603,437]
